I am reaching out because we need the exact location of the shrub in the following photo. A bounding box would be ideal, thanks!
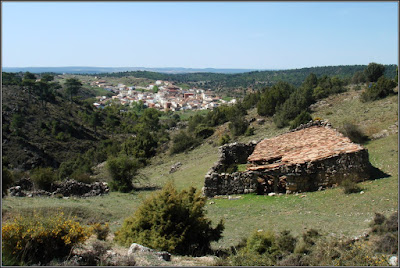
[2,211,91,265]
[229,249,276,266]
[107,155,140,193]
[228,116,249,137]
[244,126,255,136]
[194,124,214,139]
[218,134,231,146]
[229,230,281,266]
[370,212,386,230]
[170,131,200,154]
[341,179,362,194]
[90,222,110,241]
[71,172,96,184]
[10,113,24,135]
[340,122,368,144]
[374,233,398,254]
[276,230,297,253]
[114,181,224,256]
[31,167,56,191]
[370,212,398,254]
[331,242,389,266]
[246,230,278,255]
[2,166,14,197]
[360,76,397,102]
[289,110,312,129]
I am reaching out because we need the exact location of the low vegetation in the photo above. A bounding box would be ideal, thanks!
[114,181,224,256]
[2,211,91,265]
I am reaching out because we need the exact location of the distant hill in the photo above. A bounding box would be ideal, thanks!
[99,64,398,91]
[1,66,268,74]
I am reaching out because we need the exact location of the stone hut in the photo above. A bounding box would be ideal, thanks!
[203,121,372,197]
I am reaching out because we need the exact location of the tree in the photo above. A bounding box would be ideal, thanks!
[351,71,366,84]
[302,73,318,89]
[35,81,53,109]
[23,71,36,80]
[364,62,385,82]
[360,75,397,102]
[114,181,224,255]
[107,155,140,192]
[289,111,312,130]
[229,116,249,137]
[2,72,22,86]
[153,85,159,93]
[90,111,102,136]
[22,72,37,103]
[64,78,82,102]
[41,74,54,82]
[257,82,294,116]
[170,131,200,154]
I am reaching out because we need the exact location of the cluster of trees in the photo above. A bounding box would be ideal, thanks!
[2,71,85,107]
[243,62,398,129]
[360,63,398,102]
[170,103,252,154]
[98,64,397,94]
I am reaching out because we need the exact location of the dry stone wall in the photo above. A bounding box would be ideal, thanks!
[8,179,109,198]
[203,141,258,197]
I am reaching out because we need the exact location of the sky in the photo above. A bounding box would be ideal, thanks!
[2,1,398,69]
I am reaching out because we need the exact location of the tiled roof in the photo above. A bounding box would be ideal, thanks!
[247,125,364,171]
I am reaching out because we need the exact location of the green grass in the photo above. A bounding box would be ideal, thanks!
[175,109,210,121]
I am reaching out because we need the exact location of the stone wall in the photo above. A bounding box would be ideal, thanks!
[210,141,258,173]
[203,140,372,197]
[8,179,109,198]
[203,141,258,197]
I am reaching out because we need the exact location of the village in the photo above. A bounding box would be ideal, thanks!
[91,78,236,112]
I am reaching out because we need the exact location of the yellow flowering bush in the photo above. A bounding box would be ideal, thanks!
[2,211,91,265]
[90,222,110,241]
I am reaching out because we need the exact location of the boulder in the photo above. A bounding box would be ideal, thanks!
[169,162,182,174]
[127,243,171,261]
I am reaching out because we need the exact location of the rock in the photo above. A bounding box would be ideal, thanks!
[51,180,109,197]
[169,162,182,173]
[256,118,265,125]
[128,243,153,255]
[389,256,398,266]
[360,191,364,194]
[155,251,171,261]
[209,201,215,205]
[268,192,276,196]
[14,177,33,191]
[127,243,171,261]
[9,186,26,197]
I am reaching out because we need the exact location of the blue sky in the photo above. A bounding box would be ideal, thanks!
[2,1,398,69]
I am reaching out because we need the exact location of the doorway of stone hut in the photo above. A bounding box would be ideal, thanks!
[256,174,287,195]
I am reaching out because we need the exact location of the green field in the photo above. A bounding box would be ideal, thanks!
[2,88,398,251]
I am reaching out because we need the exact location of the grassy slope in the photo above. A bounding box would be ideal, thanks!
[2,88,398,251]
